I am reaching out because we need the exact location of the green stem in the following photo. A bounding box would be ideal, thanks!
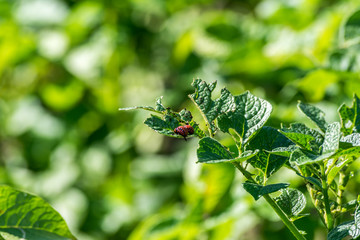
[320,163,334,230]
[263,194,307,240]
[232,162,307,240]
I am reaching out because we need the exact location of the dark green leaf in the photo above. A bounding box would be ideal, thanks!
[247,127,293,178]
[189,79,235,133]
[274,188,306,218]
[322,122,341,154]
[217,91,272,145]
[328,221,353,240]
[297,101,327,132]
[342,9,360,43]
[296,173,322,190]
[197,137,233,163]
[242,182,289,201]
[0,185,76,240]
[144,114,181,138]
[338,94,360,135]
[280,123,323,153]
[349,206,360,238]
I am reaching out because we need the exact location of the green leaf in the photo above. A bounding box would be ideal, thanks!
[341,133,360,146]
[197,137,233,163]
[274,188,306,218]
[327,147,360,185]
[0,185,75,240]
[242,182,289,201]
[341,9,360,44]
[289,149,332,166]
[322,122,341,154]
[349,206,360,238]
[179,109,193,122]
[296,173,322,190]
[328,221,354,240]
[189,79,235,133]
[144,114,181,138]
[217,91,272,145]
[339,94,360,135]
[246,127,293,178]
[280,123,323,153]
[119,96,164,114]
[297,101,327,132]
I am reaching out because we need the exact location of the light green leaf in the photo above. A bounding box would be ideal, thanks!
[289,149,332,166]
[274,188,306,218]
[197,137,233,163]
[0,185,76,240]
[341,133,360,146]
[327,147,360,185]
[217,91,272,145]
[242,182,289,201]
[119,96,164,114]
[280,123,323,153]
[189,79,235,133]
[338,94,360,135]
[322,122,341,154]
[297,101,327,132]
[246,127,293,177]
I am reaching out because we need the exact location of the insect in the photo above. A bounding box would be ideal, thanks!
[174,125,194,141]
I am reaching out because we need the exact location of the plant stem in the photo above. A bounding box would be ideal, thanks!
[263,194,307,240]
[320,163,334,230]
[232,162,307,240]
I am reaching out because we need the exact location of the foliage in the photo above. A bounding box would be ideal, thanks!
[2,0,360,239]
[123,77,360,240]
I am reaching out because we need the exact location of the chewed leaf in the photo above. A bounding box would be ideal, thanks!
[217,91,272,146]
[144,114,181,138]
[189,79,235,134]
[119,96,164,114]
[280,123,323,153]
[338,94,360,135]
[243,182,289,201]
[298,101,327,133]
[0,185,76,240]
[197,137,233,163]
[274,188,306,218]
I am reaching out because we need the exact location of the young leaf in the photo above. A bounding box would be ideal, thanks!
[119,96,165,114]
[327,147,360,184]
[298,101,328,133]
[217,91,272,145]
[246,127,293,178]
[197,137,233,163]
[338,94,360,135]
[322,122,341,154]
[242,182,289,201]
[144,114,181,138]
[274,188,306,219]
[0,185,76,240]
[189,79,235,134]
[280,123,323,153]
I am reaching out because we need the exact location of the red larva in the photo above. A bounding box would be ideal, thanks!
[174,125,194,141]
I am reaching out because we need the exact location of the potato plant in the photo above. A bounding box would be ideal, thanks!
[121,78,360,240]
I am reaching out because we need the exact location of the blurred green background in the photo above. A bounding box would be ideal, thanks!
[1,0,360,239]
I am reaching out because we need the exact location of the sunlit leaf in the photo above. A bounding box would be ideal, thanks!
[217,91,272,145]
[0,185,75,240]
[339,94,360,135]
[274,188,306,218]
[297,101,327,133]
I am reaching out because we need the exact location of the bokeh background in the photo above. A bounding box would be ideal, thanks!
[1,0,360,239]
